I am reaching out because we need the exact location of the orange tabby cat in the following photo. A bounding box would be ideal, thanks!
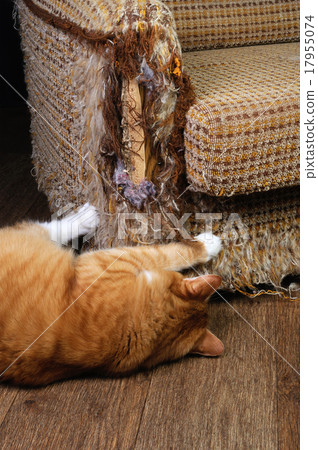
[0,204,223,386]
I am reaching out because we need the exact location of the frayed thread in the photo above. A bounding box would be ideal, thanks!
[113,160,156,209]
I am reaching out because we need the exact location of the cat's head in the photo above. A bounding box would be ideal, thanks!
[139,271,224,370]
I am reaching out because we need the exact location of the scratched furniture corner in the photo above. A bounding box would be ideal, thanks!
[17,0,300,298]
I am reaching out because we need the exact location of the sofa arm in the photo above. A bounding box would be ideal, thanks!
[22,0,177,43]
[21,0,195,189]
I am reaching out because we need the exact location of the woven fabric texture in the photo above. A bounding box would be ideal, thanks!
[184,186,299,298]
[163,0,300,51]
[23,0,178,39]
[18,0,90,209]
[184,42,300,197]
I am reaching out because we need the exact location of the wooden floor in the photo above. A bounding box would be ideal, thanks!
[0,109,299,449]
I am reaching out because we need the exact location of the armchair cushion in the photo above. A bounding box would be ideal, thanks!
[163,0,300,51]
[183,42,299,196]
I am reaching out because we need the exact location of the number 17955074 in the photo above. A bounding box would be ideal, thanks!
[305,15,314,74]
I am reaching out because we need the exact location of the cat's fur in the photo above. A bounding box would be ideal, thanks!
[0,204,223,386]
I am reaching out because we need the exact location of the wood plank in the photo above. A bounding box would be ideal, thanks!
[122,78,146,185]
[134,294,280,449]
[0,387,19,425]
[275,299,300,450]
[0,374,151,449]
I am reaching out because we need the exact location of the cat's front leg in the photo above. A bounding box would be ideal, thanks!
[39,203,99,245]
[167,232,222,271]
[119,232,222,272]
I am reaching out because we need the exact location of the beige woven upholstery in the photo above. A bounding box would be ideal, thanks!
[184,42,300,196]
[187,186,299,296]
[163,0,300,51]
[18,0,90,209]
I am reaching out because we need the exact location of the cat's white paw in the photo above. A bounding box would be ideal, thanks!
[72,203,100,236]
[43,203,99,245]
[195,232,222,261]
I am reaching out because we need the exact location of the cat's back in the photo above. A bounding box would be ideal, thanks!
[0,224,75,317]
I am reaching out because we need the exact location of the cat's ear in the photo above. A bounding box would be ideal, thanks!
[190,329,224,356]
[183,275,222,301]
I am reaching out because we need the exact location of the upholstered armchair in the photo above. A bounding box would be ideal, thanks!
[17,0,300,298]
